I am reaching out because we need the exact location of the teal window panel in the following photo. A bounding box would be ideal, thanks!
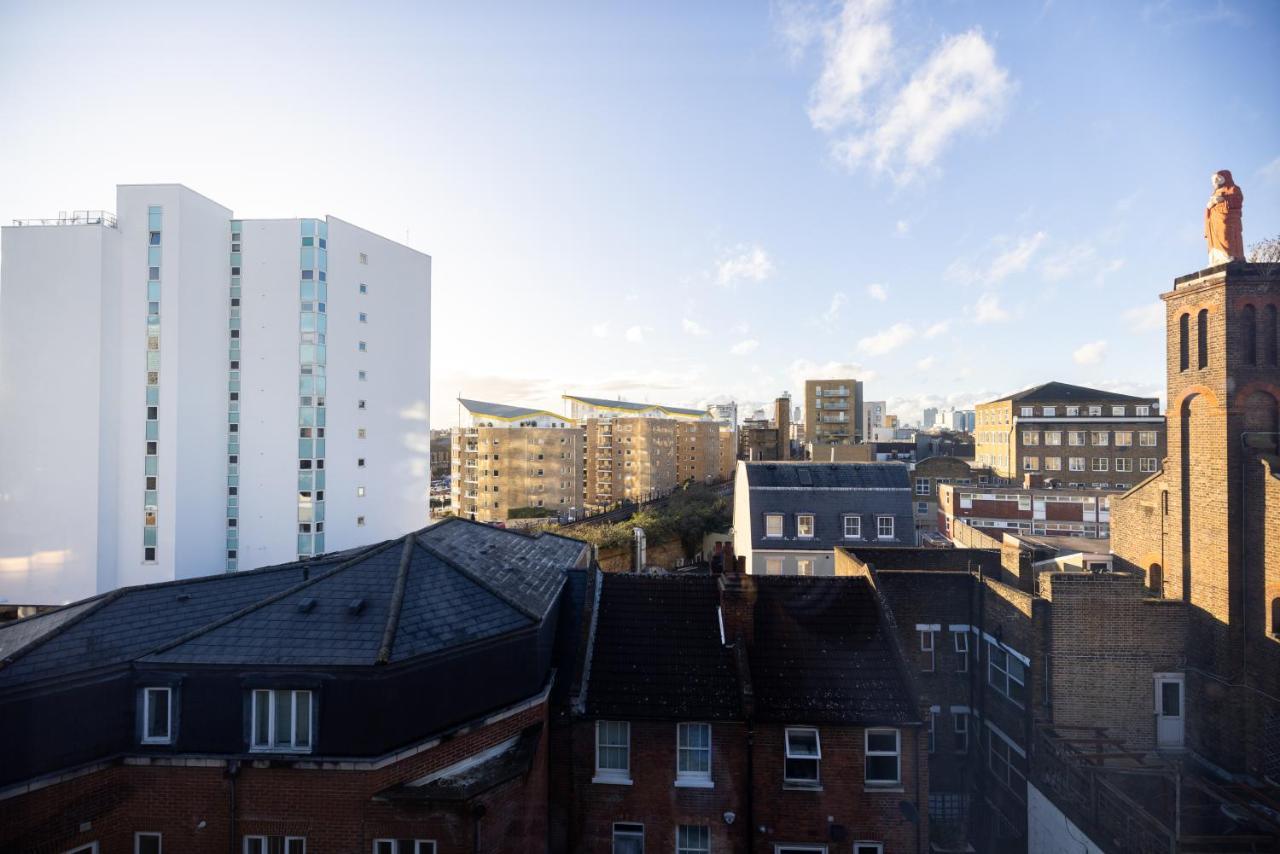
[315,470,325,489]
[144,456,158,476]
[314,533,325,553]
[229,380,241,393]
[148,282,161,301]
[298,533,313,553]
[301,219,315,237]
[300,313,316,333]
[229,316,240,329]
[230,285,241,298]
[315,438,325,457]
[148,246,162,266]
[316,408,326,427]
[314,376,326,396]
[315,344,326,365]
[300,281,316,301]
[231,220,242,230]
[146,351,160,370]
[146,386,159,405]
[229,401,239,413]
[314,502,325,522]
[300,344,315,363]
[227,495,238,508]
[143,526,157,547]
[230,252,242,266]
[299,375,314,395]
[300,247,315,268]
[299,407,315,427]
[148,208,163,230]
[316,313,328,333]
[227,474,239,487]
[318,247,327,269]
[228,411,239,424]
[144,490,158,506]
[298,438,313,457]
[145,420,159,440]
[298,471,314,490]
[317,282,328,302]
[301,236,314,247]
[317,219,327,239]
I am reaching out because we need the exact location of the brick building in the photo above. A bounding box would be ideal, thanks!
[908,456,984,535]
[936,481,1120,541]
[564,569,929,854]
[974,381,1165,490]
[0,520,592,854]
[805,378,865,445]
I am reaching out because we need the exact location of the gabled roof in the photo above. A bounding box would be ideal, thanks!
[458,398,572,422]
[987,381,1155,405]
[0,519,590,686]
[749,576,917,725]
[744,461,910,490]
[585,574,741,720]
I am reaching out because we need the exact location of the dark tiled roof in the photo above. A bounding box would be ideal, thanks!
[585,574,741,720]
[989,381,1155,404]
[379,723,543,802]
[458,398,565,421]
[0,599,102,661]
[0,520,590,686]
[749,577,917,725]
[742,462,914,549]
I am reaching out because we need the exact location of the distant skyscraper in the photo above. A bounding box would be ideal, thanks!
[0,184,432,605]
[709,401,739,425]
[923,407,939,428]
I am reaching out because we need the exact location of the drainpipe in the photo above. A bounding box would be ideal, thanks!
[226,759,239,854]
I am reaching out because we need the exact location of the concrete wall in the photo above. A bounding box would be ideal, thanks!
[1027,784,1104,854]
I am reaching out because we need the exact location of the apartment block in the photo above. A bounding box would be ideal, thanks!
[974,381,1165,490]
[675,419,723,485]
[583,416,677,508]
[804,378,864,444]
[937,482,1118,541]
[0,185,431,606]
[451,399,581,524]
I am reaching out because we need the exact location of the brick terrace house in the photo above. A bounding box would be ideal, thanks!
[565,569,929,854]
[0,519,591,854]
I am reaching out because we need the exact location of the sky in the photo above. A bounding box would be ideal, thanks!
[1,0,1277,427]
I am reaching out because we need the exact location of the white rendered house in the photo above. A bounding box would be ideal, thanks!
[0,184,431,605]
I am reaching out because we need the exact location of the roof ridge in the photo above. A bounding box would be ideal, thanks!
[377,535,417,664]
[415,535,544,622]
[144,538,402,658]
[0,589,127,671]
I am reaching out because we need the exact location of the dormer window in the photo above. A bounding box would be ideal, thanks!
[764,514,783,538]
[796,514,815,538]
[877,516,895,540]
[251,689,313,752]
[141,686,173,744]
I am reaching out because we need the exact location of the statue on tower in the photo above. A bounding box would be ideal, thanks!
[1204,169,1244,265]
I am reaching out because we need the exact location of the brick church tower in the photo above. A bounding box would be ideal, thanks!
[1114,262,1280,777]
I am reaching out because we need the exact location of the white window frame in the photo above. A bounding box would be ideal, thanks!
[1020,406,1033,417]
[1069,457,1085,472]
[243,838,306,854]
[1136,405,1150,416]
[1139,430,1158,446]
[783,726,821,786]
[918,628,936,672]
[876,516,894,540]
[250,689,313,753]
[1088,405,1102,416]
[1044,431,1061,445]
[676,825,710,854]
[764,513,784,538]
[675,722,712,787]
[987,641,1027,707]
[773,847,827,854]
[373,842,436,854]
[953,630,969,672]
[134,833,162,854]
[1114,431,1133,447]
[1042,406,1056,417]
[594,719,631,784]
[853,845,884,854]
[1115,458,1133,472]
[864,728,901,786]
[1066,406,1079,416]
[142,686,172,744]
[953,712,969,753]
[914,478,930,495]
[796,559,813,577]
[796,513,815,539]
[842,515,861,539]
[1112,405,1126,416]
[612,822,644,853]
[1068,431,1086,446]
[1092,457,1109,472]
[1140,457,1158,473]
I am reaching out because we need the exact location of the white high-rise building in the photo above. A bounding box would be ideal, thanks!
[0,184,431,605]
[863,400,887,440]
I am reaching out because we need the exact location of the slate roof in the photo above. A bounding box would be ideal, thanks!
[989,381,1155,404]
[379,723,543,802]
[742,462,915,549]
[0,519,590,686]
[585,574,741,720]
[749,576,917,725]
[458,398,568,422]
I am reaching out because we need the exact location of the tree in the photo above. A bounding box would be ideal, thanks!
[1247,234,1280,263]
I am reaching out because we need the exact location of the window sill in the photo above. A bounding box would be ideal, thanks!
[140,738,173,746]
[673,778,714,789]
[592,775,633,786]
[864,784,904,793]
[249,747,313,755]
[783,782,823,791]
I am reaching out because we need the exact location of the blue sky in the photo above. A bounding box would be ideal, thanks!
[1,0,1277,426]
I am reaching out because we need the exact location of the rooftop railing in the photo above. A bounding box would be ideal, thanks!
[12,210,118,228]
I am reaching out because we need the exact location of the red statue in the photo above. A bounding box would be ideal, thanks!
[1204,169,1244,265]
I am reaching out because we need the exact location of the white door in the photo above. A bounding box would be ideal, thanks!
[1155,673,1185,748]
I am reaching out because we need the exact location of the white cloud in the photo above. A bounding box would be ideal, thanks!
[788,358,878,391]
[823,292,848,323]
[857,322,915,355]
[1123,301,1165,333]
[916,355,937,371]
[972,292,1010,324]
[1073,339,1108,365]
[793,1,1013,182]
[716,244,775,286]
[731,339,760,356]
[682,318,708,336]
[624,325,647,343]
[947,232,1046,286]
[923,320,951,338]
[866,282,888,302]
[591,321,610,338]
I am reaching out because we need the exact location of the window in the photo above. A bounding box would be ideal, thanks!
[1112,405,1126,416]
[765,558,782,575]
[1139,431,1158,446]
[865,729,900,785]
[1044,457,1062,471]
[764,513,783,538]
[1198,308,1209,368]
[357,399,366,410]
[356,486,366,497]
[359,312,367,323]
[1140,458,1158,473]
[359,252,369,264]
[919,628,936,672]
[358,341,367,352]
[135,832,162,854]
[612,823,643,854]
[676,826,709,854]
[854,845,883,854]
[357,428,367,439]
[987,643,1027,706]
[916,501,928,514]
[915,477,930,495]
[1136,405,1150,416]
[359,283,368,294]
[784,727,820,785]
[796,514,815,538]
[988,729,1027,800]
[250,689,312,752]
[796,559,813,576]
[244,838,305,854]
[1066,406,1080,416]
[953,630,969,672]
[1091,457,1109,472]
[1022,456,1038,471]
[953,712,969,752]
[1020,406,1033,417]
[1115,458,1133,472]
[928,709,937,753]
[1179,312,1190,371]
[1069,457,1085,472]
[1068,431,1085,446]
[1044,431,1061,445]
[1091,431,1109,446]
[843,515,862,539]
[142,686,172,744]
[1115,431,1132,446]
[358,370,367,381]
[373,842,435,854]
[594,720,630,782]
[1088,405,1102,416]
[357,515,366,526]
[1022,431,1039,445]
[876,516,894,539]
[676,722,712,784]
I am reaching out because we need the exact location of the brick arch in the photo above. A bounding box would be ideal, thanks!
[1172,384,1221,414]
[1233,381,1280,409]
[1139,552,1165,597]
